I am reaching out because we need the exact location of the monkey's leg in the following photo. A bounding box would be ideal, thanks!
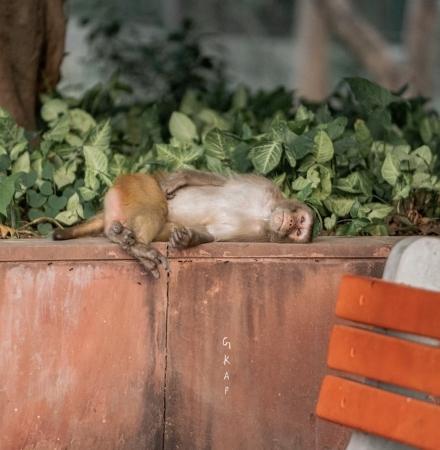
[107,221,169,278]
[158,170,227,199]
[169,226,215,249]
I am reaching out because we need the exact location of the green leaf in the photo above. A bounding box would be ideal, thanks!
[54,163,77,189]
[28,208,45,221]
[251,141,283,174]
[55,210,79,226]
[345,77,396,110]
[324,196,355,217]
[48,194,67,212]
[66,193,84,219]
[381,153,400,186]
[41,99,68,122]
[83,142,109,188]
[27,190,46,208]
[420,117,433,144]
[198,109,230,131]
[69,109,96,134]
[21,171,37,188]
[0,174,19,216]
[411,145,432,168]
[0,154,11,170]
[39,181,53,196]
[232,85,249,110]
[291,176,310,191]
[42,161,55,180]
[205,156,227,174]
[37,223,53,235]
[204,128,236,160]
[324,214,337,231]
[169,112,197,142]
[284,146,297,168]
[43,116,70,142]
[156,143,203,169]
[313,130,334,163]
[10,141,28,161]
[87,120,112,151]
[354,119,372,147]
[365,203,394,220]
[290,131,315,160]
[11,152,30,173]
[326,117,347,140]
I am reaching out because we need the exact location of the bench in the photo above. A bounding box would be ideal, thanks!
[316,237,440,450]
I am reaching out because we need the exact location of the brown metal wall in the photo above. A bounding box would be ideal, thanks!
[0,237,397,449]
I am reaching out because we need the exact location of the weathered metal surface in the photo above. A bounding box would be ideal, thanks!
[0,237,397,450]
[0,260,166,450]
[165,258,387,450]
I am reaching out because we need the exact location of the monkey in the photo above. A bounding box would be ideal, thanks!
[53,170,314,277]
[53,173,169,279]
[158,170,314,249]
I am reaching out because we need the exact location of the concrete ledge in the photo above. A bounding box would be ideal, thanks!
[0,236,400,261]
[0,237,401,450]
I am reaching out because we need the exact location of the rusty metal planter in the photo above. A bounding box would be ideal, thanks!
[0,237,398,450]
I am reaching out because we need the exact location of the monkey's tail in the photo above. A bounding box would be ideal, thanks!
[52,213,105,240]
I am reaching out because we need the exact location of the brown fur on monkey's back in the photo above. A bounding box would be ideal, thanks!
[105,173,168,232]
[53,173,167,240]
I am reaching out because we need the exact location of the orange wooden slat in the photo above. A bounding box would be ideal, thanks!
[316,375,440,450]
[328,325,440,397]
[336,275,440,339]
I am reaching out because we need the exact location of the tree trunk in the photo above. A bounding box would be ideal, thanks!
[404,0,438,97]
[0,0,66,130]
[318,0,402,90]
[295,0,329,101]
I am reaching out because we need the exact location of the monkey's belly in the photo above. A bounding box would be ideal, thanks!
[168,187,266,241]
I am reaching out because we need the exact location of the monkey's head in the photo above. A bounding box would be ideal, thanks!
[269,200,314,243]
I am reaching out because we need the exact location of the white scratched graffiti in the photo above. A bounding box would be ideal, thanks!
[222,336,231,396]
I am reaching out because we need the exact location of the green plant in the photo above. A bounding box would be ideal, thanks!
[0,77,439,238]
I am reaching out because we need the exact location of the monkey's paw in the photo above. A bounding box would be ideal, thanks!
[107,221,136,249]
[129,243,169,279]
[169,227,193,249]
[161,173,188,199]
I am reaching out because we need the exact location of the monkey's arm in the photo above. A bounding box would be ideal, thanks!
[156,170,227,199]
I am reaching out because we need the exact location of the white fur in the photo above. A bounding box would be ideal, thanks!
[168,177,277,240]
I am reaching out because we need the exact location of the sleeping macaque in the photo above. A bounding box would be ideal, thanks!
[53,170,314,277]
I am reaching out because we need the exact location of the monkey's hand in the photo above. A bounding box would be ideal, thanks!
[169,226,193,248]
[169,226,214,249]
[159,172,189,199]
[107,221,169,279]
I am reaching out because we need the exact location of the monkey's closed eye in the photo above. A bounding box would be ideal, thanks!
[297,229,302,237]
[300,216,305,224]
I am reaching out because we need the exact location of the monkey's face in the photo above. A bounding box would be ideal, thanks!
[270,201,314,243]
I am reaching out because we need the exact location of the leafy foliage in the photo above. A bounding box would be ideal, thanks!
[0,75,439,238]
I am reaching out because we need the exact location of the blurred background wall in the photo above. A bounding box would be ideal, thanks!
[61,0,440,106]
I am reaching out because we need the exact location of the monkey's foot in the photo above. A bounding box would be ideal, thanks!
[128,243,169,279]
[107,221,136,249]
[169,226,193,249]
[107,221,169,278]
